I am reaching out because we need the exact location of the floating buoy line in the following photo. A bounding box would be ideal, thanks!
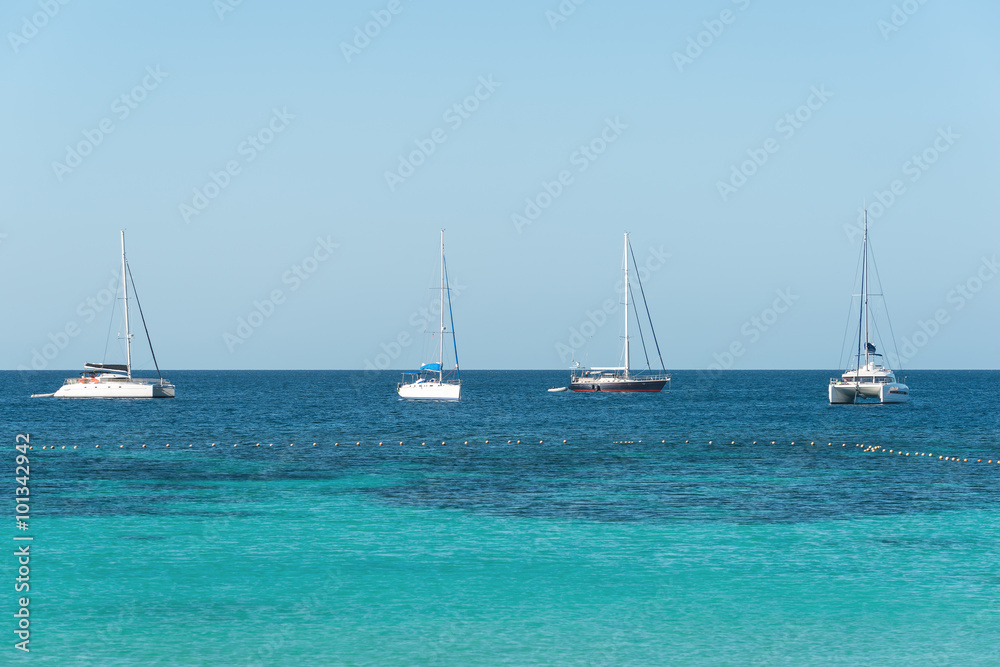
[25,439,999,467]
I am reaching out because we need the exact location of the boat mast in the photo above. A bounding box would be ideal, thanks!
[121,230,132,379]
[862,210,870,370]
[439,229,445,383]
[623,232,630,377]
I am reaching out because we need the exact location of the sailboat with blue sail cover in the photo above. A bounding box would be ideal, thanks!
[397,230,461,401]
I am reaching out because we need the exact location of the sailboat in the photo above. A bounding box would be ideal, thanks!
[397,230,461,401]
[569,232,671,392]
[829,210,908,404]
[32,231,175,399]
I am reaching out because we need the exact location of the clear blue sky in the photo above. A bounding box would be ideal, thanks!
[2,0,997,371]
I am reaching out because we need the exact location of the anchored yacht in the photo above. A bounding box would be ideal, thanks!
[32,231,175,399]
[569,232,670,393]
[829,211,908,404]
[397,230,462,401]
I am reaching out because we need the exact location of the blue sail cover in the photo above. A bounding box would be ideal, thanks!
[419,363,441,371]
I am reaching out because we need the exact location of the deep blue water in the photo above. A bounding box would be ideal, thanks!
[2,370,999,664]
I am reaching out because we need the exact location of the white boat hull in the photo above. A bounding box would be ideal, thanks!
[34,231,176,400]
[829,381,908,404]
[397,380,460,401]
[51,379,175,399]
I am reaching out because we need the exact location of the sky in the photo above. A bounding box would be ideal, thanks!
[1,0,998,371]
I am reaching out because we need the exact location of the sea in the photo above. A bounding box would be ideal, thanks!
[3,369,999,665]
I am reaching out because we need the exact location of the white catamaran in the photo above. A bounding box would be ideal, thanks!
[569,232,670,393]
[829,210,908,404]
[32,231,175,399]
[397,230,461,401]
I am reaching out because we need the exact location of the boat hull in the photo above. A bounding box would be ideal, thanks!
[828,383,857,404]
[569,378,667,392]
[53,379,175,399]
[397,380,461,401]
[829,382,908,404]
[880,383,909,403]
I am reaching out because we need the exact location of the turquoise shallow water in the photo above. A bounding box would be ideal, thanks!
[3,370,1000,665]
